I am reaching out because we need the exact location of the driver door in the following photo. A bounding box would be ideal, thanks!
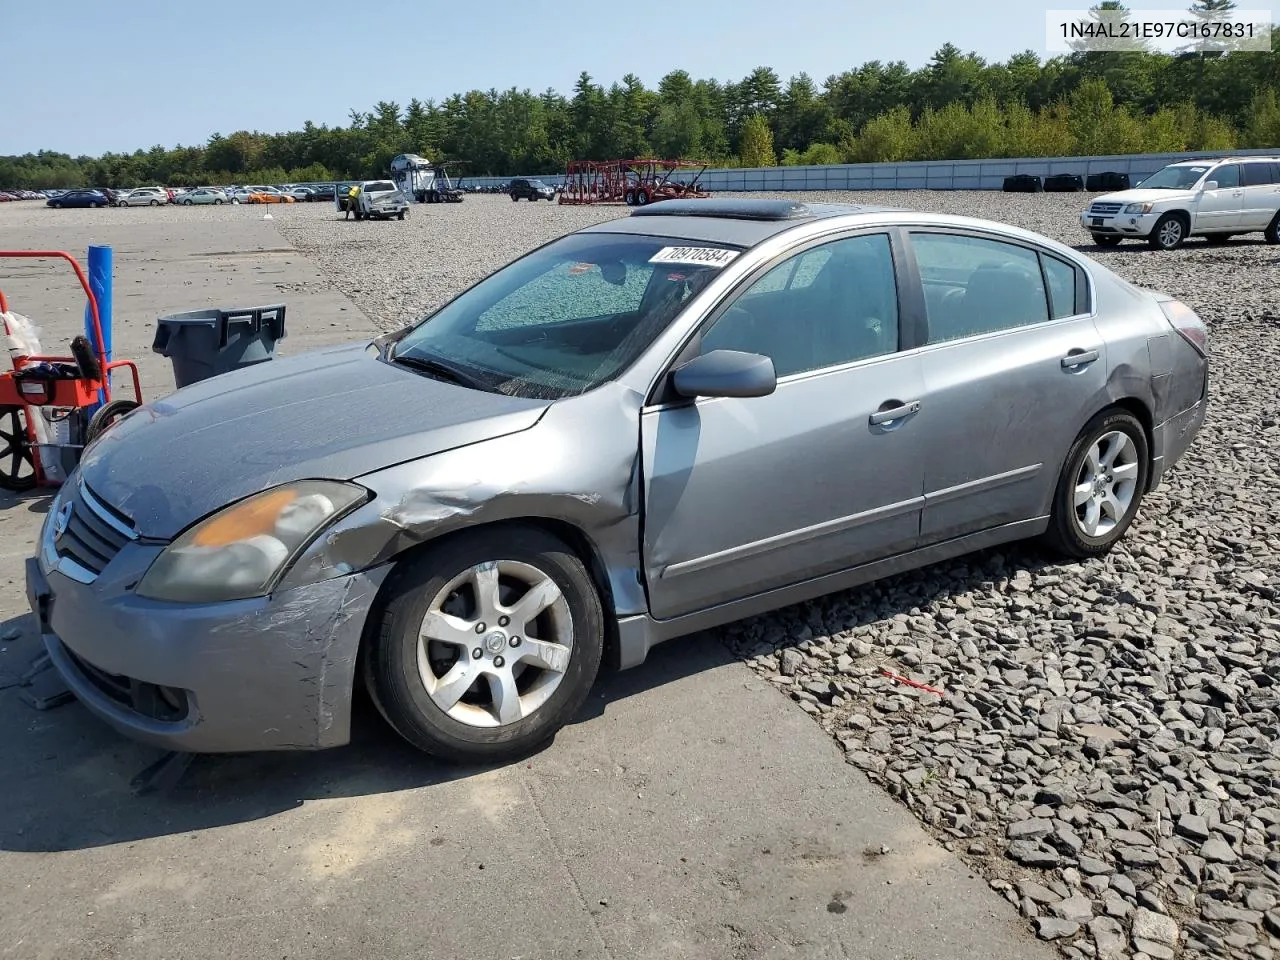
[1194,163,1244,231]
[640,231,926,621]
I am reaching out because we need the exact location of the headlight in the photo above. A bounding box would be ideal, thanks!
[135,480,369,603]
[1124,202,1154,214]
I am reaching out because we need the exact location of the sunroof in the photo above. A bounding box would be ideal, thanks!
[630,198,814,221]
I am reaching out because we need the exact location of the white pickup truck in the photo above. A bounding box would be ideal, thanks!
[1081,156,1280,250]
[337,180,409,221]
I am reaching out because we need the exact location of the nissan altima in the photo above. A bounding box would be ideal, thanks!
[26,198,1209,763]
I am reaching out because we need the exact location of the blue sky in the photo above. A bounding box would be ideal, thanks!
[7,0,1199,155]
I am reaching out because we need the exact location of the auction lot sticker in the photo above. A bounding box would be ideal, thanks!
[649,246,741,268]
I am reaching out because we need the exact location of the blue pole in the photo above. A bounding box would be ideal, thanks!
[85,244,112,413]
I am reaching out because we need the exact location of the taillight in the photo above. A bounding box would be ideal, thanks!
[1158,299,1208,358]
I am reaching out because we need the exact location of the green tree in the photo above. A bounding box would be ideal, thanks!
[738,114,777,167]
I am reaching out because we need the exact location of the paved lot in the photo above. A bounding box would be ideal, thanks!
[0,203,1048,960]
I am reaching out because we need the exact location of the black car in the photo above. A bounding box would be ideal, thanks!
[46,189,111,209]
[509,178,555,201]
[309,184,337,201]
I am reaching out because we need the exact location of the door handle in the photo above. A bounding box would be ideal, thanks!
[1061,349,1099,369]
[869,399,921,425]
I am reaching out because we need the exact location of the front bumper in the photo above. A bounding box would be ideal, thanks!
[1081,211,1160,237]
[26,552,392,753]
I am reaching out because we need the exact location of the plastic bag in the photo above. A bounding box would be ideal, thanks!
[2,311,43,361]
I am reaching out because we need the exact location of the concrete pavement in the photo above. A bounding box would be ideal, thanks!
[0,204,1051,960]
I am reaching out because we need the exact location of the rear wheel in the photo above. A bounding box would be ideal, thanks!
[149,199,160,206]
[635,188,650,206]
[1264,212,1280,244]
[1148,213,1187,250]
[214,198,223,204]
[0,406,37,491]
[1092,234,1122,247]
[1043,409,1148,559]
[624,189,636,206]
[364,526,605,763]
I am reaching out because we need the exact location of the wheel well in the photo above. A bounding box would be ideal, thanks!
[1107,397,1156,489]
[359,517,623,674]
[1161,209,1190,227]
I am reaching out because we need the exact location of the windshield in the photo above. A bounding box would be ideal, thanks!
[530,180,549,188]
[390,232,741,400]
[1136,164,1211,189]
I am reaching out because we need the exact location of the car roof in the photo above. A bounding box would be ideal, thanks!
[581,197,906,247]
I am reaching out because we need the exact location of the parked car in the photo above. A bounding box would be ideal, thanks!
[229,185,266,203]
[283,186,314,201]
[247,187,295,204]
[178,188,227,205]
[1082,156,1280,249]
[309,183,337,201]
[26,198,1208,763]
[118,187,168,207]
[339,180,408,220]
[46,189,110,208]
[509,178,555,201]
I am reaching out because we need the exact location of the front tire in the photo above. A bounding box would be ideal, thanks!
[1148,213,1187,250]
[1043,409,1149,559]
[364,526,605,763]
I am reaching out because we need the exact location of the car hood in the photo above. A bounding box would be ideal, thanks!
[77,341,550,538]
[1092,188,1194,206]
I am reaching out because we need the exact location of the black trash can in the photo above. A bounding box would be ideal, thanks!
[153,304,287,389]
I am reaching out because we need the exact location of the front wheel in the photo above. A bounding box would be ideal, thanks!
[364,526,605,763]
[635,188,650,206]
[214,199,223,204]
[183,199,193,205]
[1043,409,1149,560]
[1148,213,1186,250]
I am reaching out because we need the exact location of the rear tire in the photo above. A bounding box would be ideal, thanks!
[635,189,650,206]
[1043,409,1149,560]
[1265,212,1280,245]
[364,526,605,763]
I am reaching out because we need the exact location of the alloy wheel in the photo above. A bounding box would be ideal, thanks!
[1072,430,1140,538]
[416,559,574,728]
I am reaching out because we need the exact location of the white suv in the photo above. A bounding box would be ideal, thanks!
[1081,157,1280,250]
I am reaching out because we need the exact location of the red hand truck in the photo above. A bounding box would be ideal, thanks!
[0,251,142,491]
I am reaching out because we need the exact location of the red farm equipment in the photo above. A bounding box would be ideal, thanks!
[558,158,711,206]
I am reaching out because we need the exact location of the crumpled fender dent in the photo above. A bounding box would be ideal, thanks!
[275,383,649,620]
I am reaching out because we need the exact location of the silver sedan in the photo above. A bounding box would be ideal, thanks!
[27,199,1208,763]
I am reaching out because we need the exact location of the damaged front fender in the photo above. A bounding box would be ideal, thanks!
[275,382,650,619]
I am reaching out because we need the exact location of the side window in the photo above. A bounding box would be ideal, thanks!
[698,233,899,378]
[1041,255,1080,319]
[1243,162,1277,186]
[911,233,1049,343]
[1212,164,1240,188]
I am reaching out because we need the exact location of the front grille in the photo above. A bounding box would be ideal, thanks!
[53,482,137,579]
[64,647,189,722]
[1090,202,1123,215]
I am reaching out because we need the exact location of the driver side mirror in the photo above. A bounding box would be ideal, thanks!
[1202,181,1219,191]
[671,350,776,399]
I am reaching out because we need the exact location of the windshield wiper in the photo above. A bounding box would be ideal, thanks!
[391,352,491,391]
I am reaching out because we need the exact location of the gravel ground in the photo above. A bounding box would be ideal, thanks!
[272,192,1280,960]
[21,192,1270,959]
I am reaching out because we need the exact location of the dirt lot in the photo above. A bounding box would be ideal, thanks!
[0,192,1277,960]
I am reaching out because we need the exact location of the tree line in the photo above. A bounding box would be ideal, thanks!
[4,2,1279,189]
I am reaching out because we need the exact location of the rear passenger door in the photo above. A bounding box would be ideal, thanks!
[903,230,1108,544]
[1240,161,1280,229]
